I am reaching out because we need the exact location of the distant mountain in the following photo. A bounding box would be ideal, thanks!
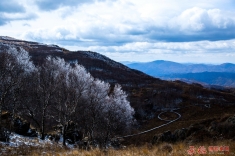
[162,72,235,87]
[126,60,235,76]
[126,60,235,87]
[120,61,139,65]
[126,60,185,76]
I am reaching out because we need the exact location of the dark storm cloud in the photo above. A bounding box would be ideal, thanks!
[0,0,25,13]
[35,0,106,11]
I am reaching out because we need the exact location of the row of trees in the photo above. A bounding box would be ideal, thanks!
[0,46,134,146]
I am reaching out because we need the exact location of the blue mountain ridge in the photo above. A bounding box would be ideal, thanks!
[124,60,235,87]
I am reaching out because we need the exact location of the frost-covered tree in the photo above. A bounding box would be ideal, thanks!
[22,56,62,140]
[1,49,135,145]
[48,57,135,145]
[52,58,91,145]
[47,58,135,145]
[97,84,134,145]
[0,47,34,125]
[82,79,110,141]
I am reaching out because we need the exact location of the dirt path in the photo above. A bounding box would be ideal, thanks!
[116,110,181,139]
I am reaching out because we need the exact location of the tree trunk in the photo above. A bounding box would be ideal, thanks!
[0,96,6,126]
[41,116,45,140]
[0,104,2,126]
[62,124,66,146]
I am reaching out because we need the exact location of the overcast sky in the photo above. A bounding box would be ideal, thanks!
[0,0,235,63]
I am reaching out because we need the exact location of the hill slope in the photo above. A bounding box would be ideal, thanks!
[0,36,157,86]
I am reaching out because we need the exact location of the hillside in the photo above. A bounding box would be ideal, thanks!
[1,36,235,147]
[0,36,156,87]
[125,60,235,87]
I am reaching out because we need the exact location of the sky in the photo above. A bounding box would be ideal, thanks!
[0,0,235,64]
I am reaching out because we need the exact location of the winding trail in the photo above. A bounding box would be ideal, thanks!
[116,104,210,139]
[158,111,175,121]
[116,110,181,139]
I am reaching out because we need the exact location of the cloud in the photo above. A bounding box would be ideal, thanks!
[23,5,235,48]
[23,23,31,27]
[0,14,7,25]
[0,0,37,26]
[23,0,143,46]
[34,0,107,11]
[0,12,38,26]
[61,39,235,63]
[126,7,235,42]
[3,0,235,63]
[92,40,235,63]
[97,40,235,54]
[175,7,235,30]
[0,0,25,13]
[166,7,235,41]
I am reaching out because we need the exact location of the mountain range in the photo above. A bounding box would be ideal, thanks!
[124,60,235,87]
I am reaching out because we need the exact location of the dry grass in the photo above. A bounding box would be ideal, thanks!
[1,140,234,156]
[124,105,235,146]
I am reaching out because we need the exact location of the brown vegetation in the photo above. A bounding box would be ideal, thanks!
[0,140,234,156]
